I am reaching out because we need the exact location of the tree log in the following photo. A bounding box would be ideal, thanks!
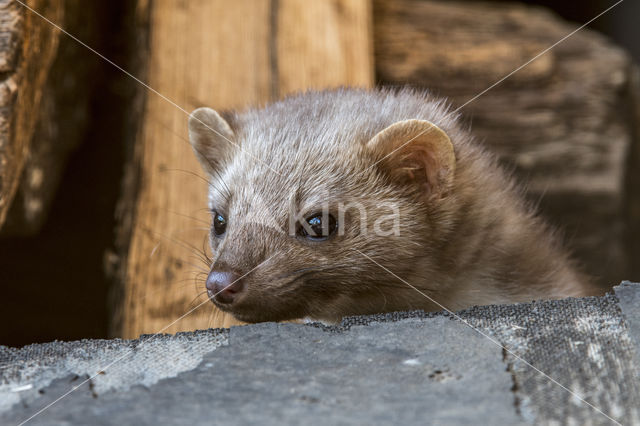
[114,0,373,338]
[0,0,63,230]
[374,0,638,289]
[0,0,108,236]
[626,67,640,283]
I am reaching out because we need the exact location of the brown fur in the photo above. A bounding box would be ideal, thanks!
[188,88,599,323]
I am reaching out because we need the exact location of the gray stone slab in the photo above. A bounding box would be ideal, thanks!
[1,317,520,426]
[615,281,640,365]
[460,294,640,425]
[0,329,228,414]
[3,283,640,425]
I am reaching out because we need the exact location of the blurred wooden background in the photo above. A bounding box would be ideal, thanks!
[0,0,638,344]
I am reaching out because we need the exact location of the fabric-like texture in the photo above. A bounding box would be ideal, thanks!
[1,283,640,425]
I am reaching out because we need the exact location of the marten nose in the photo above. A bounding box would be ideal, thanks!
[206,271,245,304]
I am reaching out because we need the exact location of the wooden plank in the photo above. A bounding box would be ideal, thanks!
[120,0,272,337]
[276,0,373,95]
[0,0,63,229]
[373,0,636,290]
[118,0,373,338]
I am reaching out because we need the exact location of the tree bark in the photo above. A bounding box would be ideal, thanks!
[114,0,373,338]
[374,0,638,290]
[0,0,109,236]
[0,0,63,230]
[625,66,640,283]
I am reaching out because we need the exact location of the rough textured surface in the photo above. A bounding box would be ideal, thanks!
[0,0,105,236]
[374,0,639,291]
[0,329,228,413]
[614,281,640,364]
[2,283,640,425]
[0,0,63,229]
[113,0,374,338]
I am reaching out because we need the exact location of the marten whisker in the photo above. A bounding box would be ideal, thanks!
[187,249,211,265]
[152,114,233,200]
[186,242,212,261]
[194,255,211,269]
[276,264,356,280]
[161,168,213,187]
[171,226,210,233]
[186,290,210,311]
[206,162,233,199]
[136,276,205,302]
[184,88,597,324]
[151,116,232,201]
[180,259,209,273]
[166,210,210,226]
[200,234,212,264]
[139,225,208,259]
[150,228,212,262]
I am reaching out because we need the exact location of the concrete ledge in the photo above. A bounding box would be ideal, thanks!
[2,282,640,425]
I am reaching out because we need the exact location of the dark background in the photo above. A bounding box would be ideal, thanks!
[0,0,637,347]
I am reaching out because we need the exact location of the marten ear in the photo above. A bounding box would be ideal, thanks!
[366,119,455,200]
[188,107,236,175]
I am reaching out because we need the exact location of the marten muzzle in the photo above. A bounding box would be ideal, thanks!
[206,270,246,305]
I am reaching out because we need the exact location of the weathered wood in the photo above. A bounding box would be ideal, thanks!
[120,0,272,338]
[276,0,373,95]
[0,0,63,229]
[626,66,640,282]
[115,0,373,338]
[1,0,106,236]
[374,0,637,289]
[107,0,153,339]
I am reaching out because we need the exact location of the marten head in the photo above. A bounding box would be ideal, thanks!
[188,89,459,323]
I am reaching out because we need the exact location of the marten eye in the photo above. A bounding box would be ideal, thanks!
[212,211,227,237]
[299,213,337,240]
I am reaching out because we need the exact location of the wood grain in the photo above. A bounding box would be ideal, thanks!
[374,0,637,289]
[276,0,373,95]
[118,0,373,338]
[120,0,271,337]
[626,66,640,283]
[1,0,110,236]
[0,0,63,229]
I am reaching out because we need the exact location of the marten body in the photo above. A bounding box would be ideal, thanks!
[188,88,598,323]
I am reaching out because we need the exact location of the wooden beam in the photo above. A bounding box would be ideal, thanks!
[276,0,373,95]
[373,0,637,290]
[117,0,373,338]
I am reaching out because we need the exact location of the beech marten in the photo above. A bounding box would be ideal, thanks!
[188,88,598,323]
